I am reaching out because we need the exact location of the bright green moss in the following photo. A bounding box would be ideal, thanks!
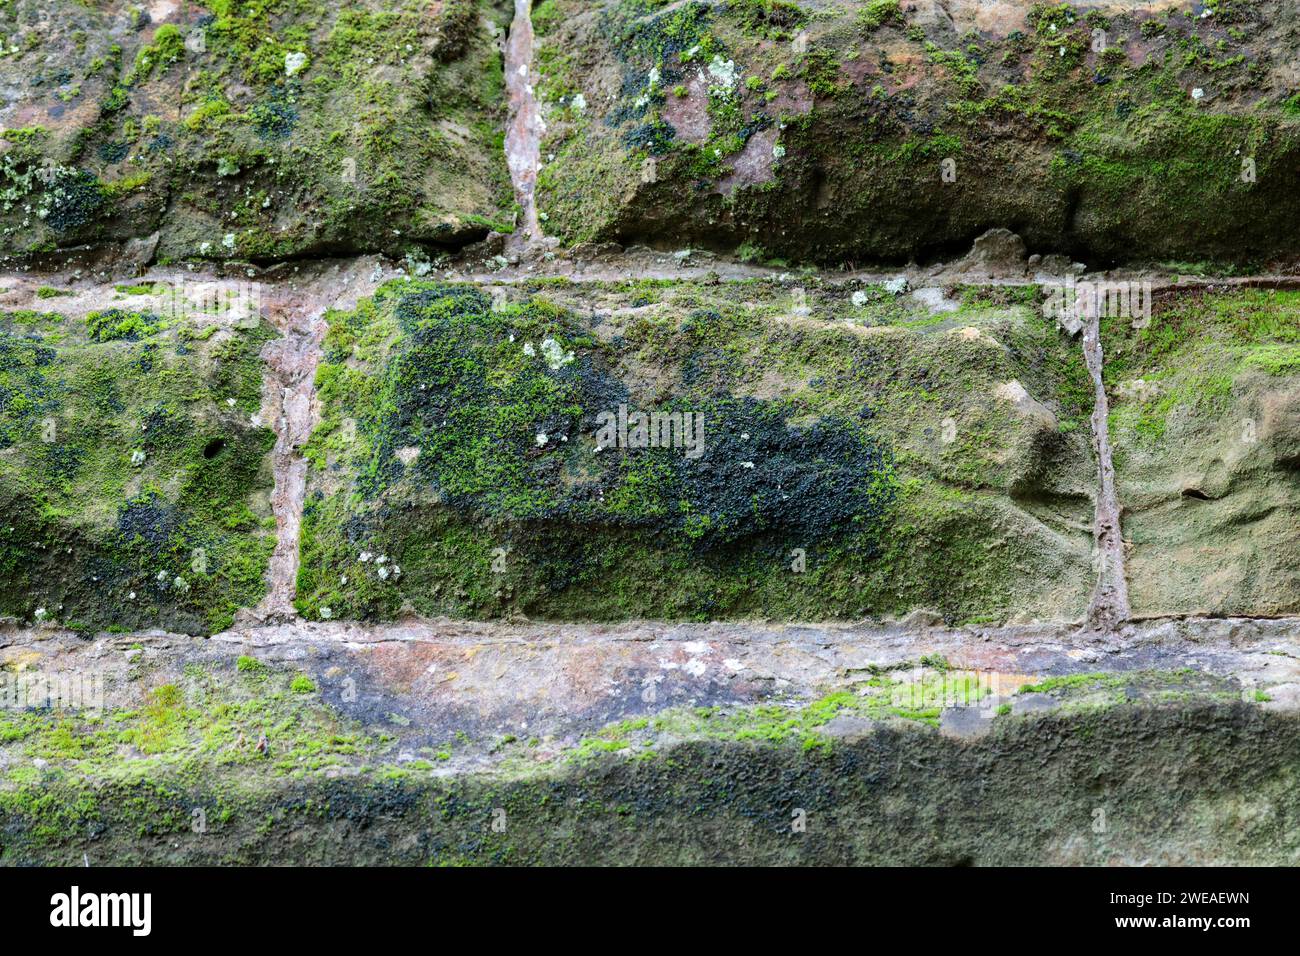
[857,0,903,31]
[85,309,161,342]
[290,674,317,694]
[125,24,184,86]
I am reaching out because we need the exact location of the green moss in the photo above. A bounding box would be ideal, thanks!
[1104,288,1300,443]
[1020,672,1122,694]
[295,278,1091,624]
[1,654,1279,865]
[533,0,1300,267]
[857,0,903,31]
[0,307,276,634]
[731,0,808,40]
[125,24,184,86]
[290,674,317,694]
[237,656,268,676]
[85,309,161,342]
[0,1,513,262]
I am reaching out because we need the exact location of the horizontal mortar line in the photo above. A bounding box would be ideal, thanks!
[7,260,1300,296]
[6,615,1300,653]
[1127,611,1300,623]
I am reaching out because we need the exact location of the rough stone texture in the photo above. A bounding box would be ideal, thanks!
[2,616,1298,864]
[2,263,1292,634]
[0,0,1297,868]
[293,275,1096,625]
[0,0,515,265]
[0,278,277,634]
[531,0,1300,268]
[1103,285,1300,616]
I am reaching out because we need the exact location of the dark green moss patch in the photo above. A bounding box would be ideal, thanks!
[2,684,1293,865]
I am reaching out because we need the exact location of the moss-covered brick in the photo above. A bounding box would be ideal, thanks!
[533,0,1300,269]
[1101,286,1300,615]
[0,304,277,634]
[0,1,515,264]
[296,277,1096,624]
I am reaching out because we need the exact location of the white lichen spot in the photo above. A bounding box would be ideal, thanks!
[540,336,574,370]
[571,92,586,112]
[130,450,146,467]
[1192,87,1205,100]
[285,51,308,76]
[683,640,710,655]
[535,432,548,447]
[222,233,236,252]
[523,342,536,357]
[772,143,786,160]
[706,55,740,89]
[683,658,708,678]
[319,606,333,620]
[851,290,869,307]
